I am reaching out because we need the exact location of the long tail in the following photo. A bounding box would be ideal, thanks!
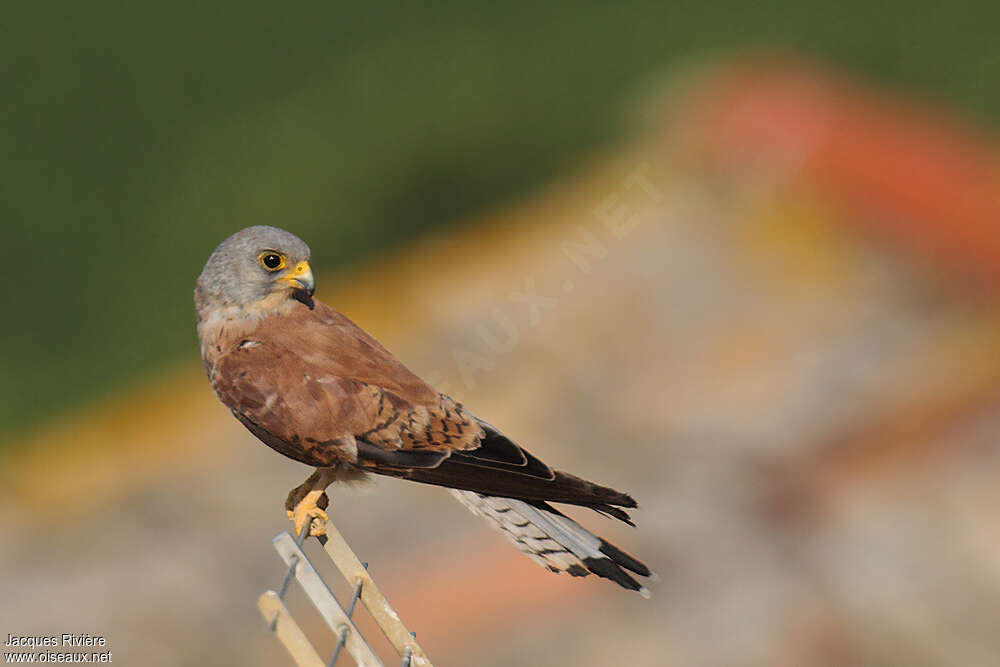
[451,490,653,596]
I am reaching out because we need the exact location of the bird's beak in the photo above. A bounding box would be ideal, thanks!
[279,261,315,295]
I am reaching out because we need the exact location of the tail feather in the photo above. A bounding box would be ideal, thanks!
[451,490,652,596]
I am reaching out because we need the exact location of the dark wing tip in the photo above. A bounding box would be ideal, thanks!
[587,504,636,525]
[599,489,637,509]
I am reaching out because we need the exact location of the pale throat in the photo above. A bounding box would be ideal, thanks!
[197,289,300,350]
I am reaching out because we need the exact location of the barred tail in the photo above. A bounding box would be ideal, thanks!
[451,490,652,596]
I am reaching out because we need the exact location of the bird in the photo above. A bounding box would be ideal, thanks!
[195,225,652,595]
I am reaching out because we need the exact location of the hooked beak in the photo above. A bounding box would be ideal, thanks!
[279,261,315,295]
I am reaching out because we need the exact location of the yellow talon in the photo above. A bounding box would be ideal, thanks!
[287,501,328,537]
[284,468,336,538]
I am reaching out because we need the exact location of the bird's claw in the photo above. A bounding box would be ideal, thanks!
[288,504,328,538]
[285,469,336,538]
[286,490,330,538]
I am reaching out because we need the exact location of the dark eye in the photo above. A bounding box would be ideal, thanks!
[260,253,283,270]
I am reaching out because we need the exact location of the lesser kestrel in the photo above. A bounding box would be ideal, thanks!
[195,226,651,595]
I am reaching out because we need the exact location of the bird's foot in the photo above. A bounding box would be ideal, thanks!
[286,489,329,538]
[285,470,332,538]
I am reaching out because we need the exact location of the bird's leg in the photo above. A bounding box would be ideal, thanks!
[285,467,338,537]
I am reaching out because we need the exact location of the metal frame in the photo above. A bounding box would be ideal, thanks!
[258,520,432,667]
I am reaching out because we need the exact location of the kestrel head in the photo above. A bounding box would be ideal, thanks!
[195,225,315,316]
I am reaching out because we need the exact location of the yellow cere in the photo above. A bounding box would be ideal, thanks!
[278,261,314,290]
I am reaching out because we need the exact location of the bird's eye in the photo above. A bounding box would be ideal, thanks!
[259,252,285,271]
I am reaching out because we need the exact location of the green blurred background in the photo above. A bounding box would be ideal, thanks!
[2,0,998,438]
